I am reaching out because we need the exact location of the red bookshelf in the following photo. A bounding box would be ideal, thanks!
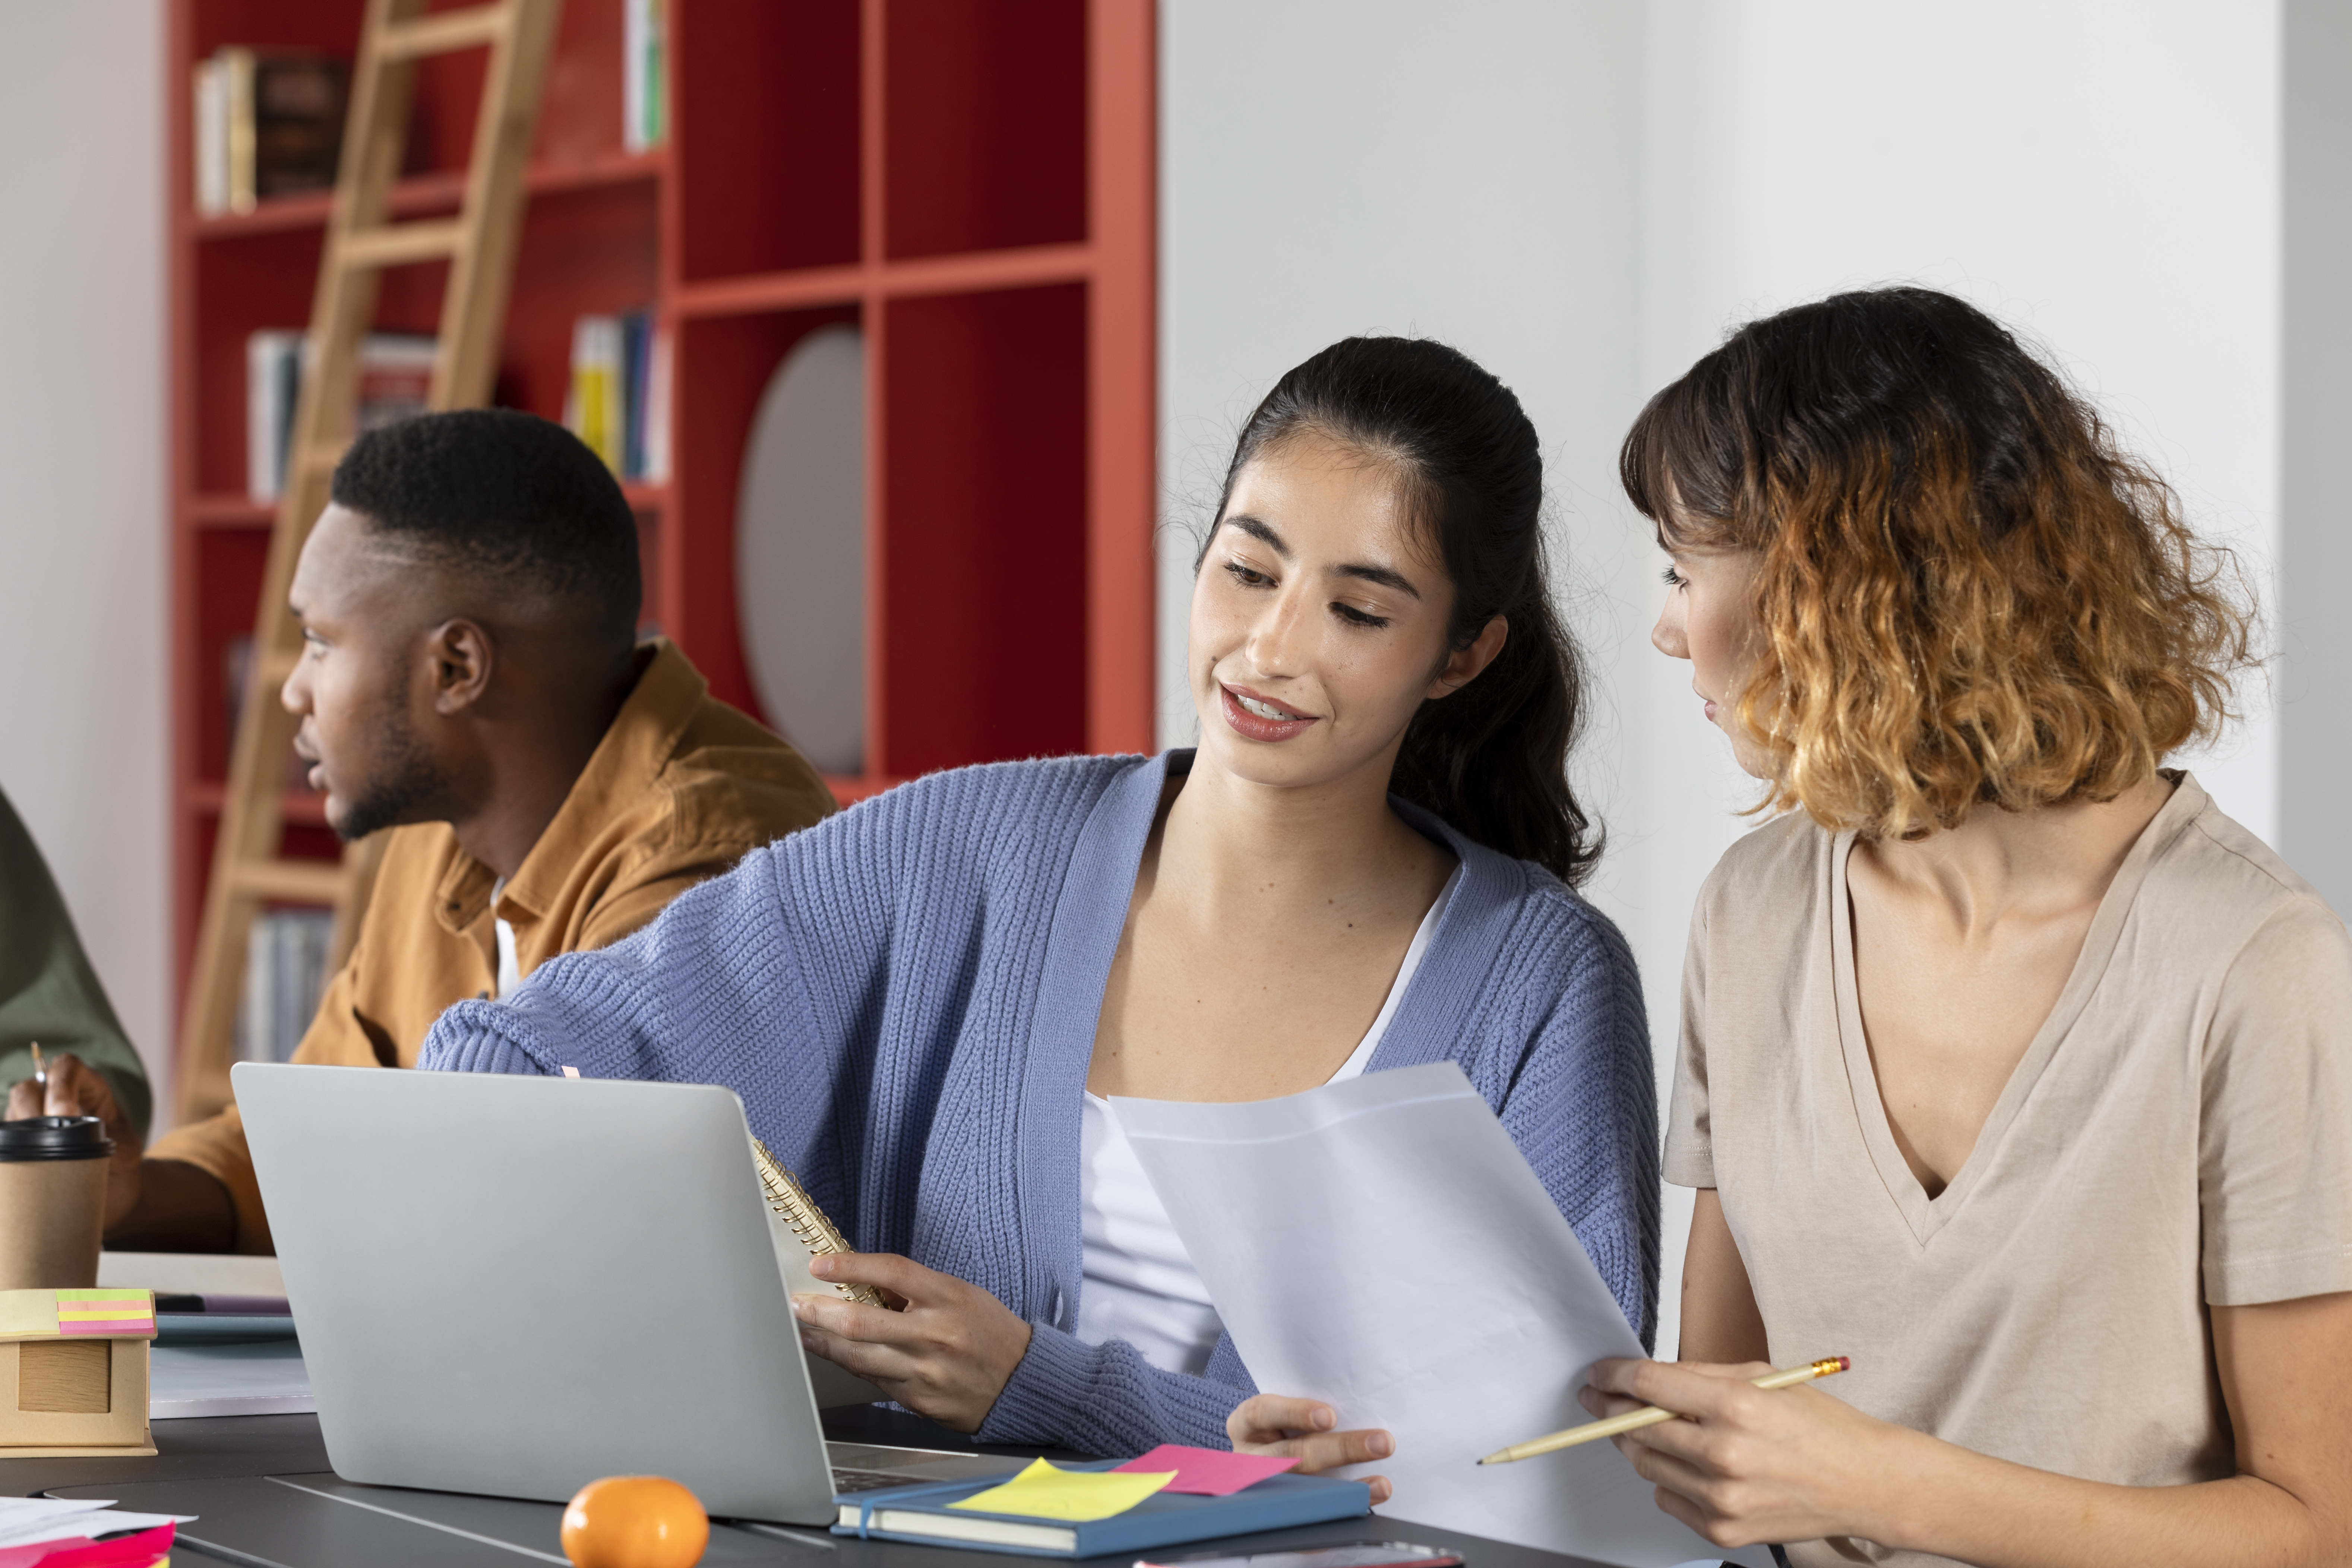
[167,0,1157,1051]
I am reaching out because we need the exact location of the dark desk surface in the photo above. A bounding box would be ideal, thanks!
[0,1410,1629,1568]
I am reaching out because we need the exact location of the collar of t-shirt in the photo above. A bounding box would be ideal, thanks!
[488,878,522,1000]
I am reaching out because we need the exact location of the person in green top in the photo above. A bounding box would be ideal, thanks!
[0,785,153,1188]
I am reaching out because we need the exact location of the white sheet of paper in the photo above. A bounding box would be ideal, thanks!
[1116,1061,1771,1568]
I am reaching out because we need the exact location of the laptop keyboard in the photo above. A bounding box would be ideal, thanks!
[832,1468,929,1495]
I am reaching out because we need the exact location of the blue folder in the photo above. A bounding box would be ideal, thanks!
[832,1461,1372,1558]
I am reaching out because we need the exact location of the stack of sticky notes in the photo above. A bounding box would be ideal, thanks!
[51,1293,158,1338]
[0,1292,156,1340]
[834,1445,1368,1556]
[0,1290,161,1458]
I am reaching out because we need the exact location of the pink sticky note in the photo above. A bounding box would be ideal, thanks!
[1112,1445,1300,1496]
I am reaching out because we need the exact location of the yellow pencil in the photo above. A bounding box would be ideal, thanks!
[1477,1356,1850,1464]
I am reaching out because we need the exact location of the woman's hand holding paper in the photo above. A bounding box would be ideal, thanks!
[792,1252,1032,1433]
[1580,1357,1898,1550]
[1225,1394,1393,1505]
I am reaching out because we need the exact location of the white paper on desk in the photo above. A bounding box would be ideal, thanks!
[0,1498,194,1547]
[149,1338,314,1418]
[1117,1062,1770,1568]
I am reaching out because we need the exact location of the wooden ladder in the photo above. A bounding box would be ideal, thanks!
[177,0,563,1126]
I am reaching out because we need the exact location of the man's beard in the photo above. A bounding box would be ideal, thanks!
[330,702,453,843]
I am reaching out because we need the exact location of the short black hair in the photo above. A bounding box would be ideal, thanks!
[329,409,642,651]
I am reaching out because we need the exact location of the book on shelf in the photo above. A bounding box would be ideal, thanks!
[641,321,673,483]
[565,311,668,482]
[194,60,230,216]
[621,310,650,479]
[565,316,625,472]
[244,332,301,504]
[624,0,668,152]
[192,49,348,217]
[246,332,438,501]
[235,908,335,1066]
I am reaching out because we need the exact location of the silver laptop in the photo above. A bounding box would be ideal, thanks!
[236,1063,1021,1524]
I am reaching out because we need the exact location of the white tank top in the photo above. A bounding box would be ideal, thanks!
[1074,865,1461,1373]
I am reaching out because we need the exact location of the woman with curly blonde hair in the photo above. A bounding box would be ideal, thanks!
[1581,288,2352,1567]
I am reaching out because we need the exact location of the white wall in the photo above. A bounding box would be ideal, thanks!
[0,7,171,1118]
[2279,0,2352,909]
[1157,1,1646,751]
[1162,0,2283,1363]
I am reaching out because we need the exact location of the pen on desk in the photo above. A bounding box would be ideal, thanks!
[1477,1356,1851,1464]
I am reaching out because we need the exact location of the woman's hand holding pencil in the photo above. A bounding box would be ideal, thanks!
[1481,1357,1848,1463]
[1569,1354,1910,1554]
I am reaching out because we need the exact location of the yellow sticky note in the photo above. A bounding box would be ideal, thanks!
[0,1291,58,1338]
[947,1458,1176,1522]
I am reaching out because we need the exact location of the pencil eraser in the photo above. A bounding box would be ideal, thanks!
[1837,1356,1851,1371]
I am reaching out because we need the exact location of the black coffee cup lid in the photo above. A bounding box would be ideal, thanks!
[0,1116,113,1161]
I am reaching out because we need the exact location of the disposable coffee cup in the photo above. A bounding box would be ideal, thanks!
[0,1116,113,1290]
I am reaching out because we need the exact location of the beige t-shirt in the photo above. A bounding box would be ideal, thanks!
[1665,774,2352,1568]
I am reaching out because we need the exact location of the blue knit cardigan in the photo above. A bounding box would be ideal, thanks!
[420,750,1659,1455]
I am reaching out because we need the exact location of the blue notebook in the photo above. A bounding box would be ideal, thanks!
[831,1462,1372,1557]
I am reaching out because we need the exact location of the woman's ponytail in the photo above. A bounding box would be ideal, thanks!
[1389,560,1594,886]
[1210,337,1600,886]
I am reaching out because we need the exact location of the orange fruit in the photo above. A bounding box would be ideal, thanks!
[560,1475,710,1568]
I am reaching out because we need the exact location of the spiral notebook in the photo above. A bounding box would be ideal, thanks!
[750,1137,886,1308]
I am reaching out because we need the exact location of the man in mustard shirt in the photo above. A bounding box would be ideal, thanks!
[15,410,834,1252]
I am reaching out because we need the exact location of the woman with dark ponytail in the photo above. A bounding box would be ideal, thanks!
[1221,336,1600,883]
[423,336,1654,1488]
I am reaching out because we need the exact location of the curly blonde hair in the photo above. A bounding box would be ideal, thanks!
[1621,288,2258,840]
